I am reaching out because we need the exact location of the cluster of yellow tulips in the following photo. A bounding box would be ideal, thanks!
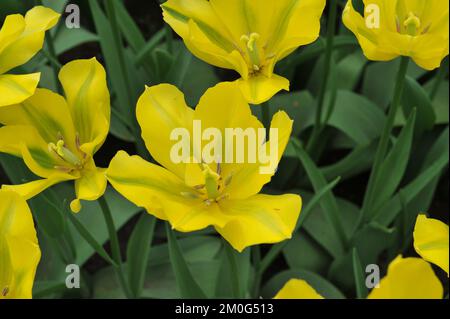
[0,0,448,299]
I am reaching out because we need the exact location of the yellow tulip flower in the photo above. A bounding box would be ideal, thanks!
[0,6,60,107]
[414,214,449,276]
[343,0,449,70]
[0,190,40,299]
[275,256,443,299]
[106,82,301,252]
[0,58,110,213]
[274,279,323,299]
[161,0,326,104]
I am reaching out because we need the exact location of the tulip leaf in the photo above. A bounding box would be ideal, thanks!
[166,224,207,299]
[126,214,156,298]
[367,110,416,217]
[401,76,436,133]
[352,248,368,299]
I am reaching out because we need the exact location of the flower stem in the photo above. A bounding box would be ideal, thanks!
[261,101,271,138]
[359,57,410,225]
[98,196,132,298]
[251,246,262,298]
[223,240,241,298]
[306,0,338,155]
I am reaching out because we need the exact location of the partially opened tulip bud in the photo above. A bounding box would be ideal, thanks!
[343,0,449,70]
[161,0,326,104]
[0,58,111,213]
[0,6,60,107]
[0,190,40,299]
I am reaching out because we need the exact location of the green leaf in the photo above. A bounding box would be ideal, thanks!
[166,224,207,299]
[425,80,449,124]
[399,76,436,132]
[126,214,156,298]
[291,138,349,255]
[88,0,132,120]
[28,191,66,239]
[327,91,386,146]
[54,27,99,55]
[368,110,417,215]
[352,248,368,299]
[262,269,345,299]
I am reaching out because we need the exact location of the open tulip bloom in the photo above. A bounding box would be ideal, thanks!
[0,190,40,299]
[161,0,326,104]
[0,58,110,213]
[275,256,444,299]
[343,0,449,70]
[107,82,302,252]
[0,6,60,107]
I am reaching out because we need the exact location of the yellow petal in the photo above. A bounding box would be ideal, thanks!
[0,88,76,146]
[269,0,326,60]
[274,279,324,299]
[0,6,60,73]
[58,58,110,155]
[0,190,40,299]
[73,167,107,212]
[0,125,68,178]
[0,14,25,54]
[215,193,302,252]
[236,73,289,105]
[226,110,293,199]
[414,214,449,276]
[136,84,194,179]
[368,256,443,299]
[1,175,73,200]
[0,73,40,108]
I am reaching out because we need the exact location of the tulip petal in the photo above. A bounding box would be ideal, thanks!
[215,193,301,252]
[274,279,324,299]
[0,125,68,178]
[136,84,194,179]
[1,175,73,200]
[0,191,40,299]
[269,0,326,60]
[58,58,110,155]
[414,215,449,276]
[73,167,107,213]
[0,6,60,74]
[226,110,293,199]
[368,256,443,299]
[0,88,76,146]
[0,14,25,54]
[236,73,289,105]
[0,73,40,108]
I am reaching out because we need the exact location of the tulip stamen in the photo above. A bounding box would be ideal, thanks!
[48,139,82,167]
[241,32,263,73]
[1,287,9,297]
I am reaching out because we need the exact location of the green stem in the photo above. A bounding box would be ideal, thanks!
[44,31,62,94]
[359,57,410,225]
[306,0,338,154]
[251,247,261,298]
[224,240,241,298]
[261,102,271,139]
[98,197,132,298]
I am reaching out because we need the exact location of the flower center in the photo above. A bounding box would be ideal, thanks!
[181,162,232,205]
[48,137,85,172]
[401,12,421,36]
[240,32,264,72]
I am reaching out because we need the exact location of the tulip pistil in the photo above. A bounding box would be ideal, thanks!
[403,12,421,36]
